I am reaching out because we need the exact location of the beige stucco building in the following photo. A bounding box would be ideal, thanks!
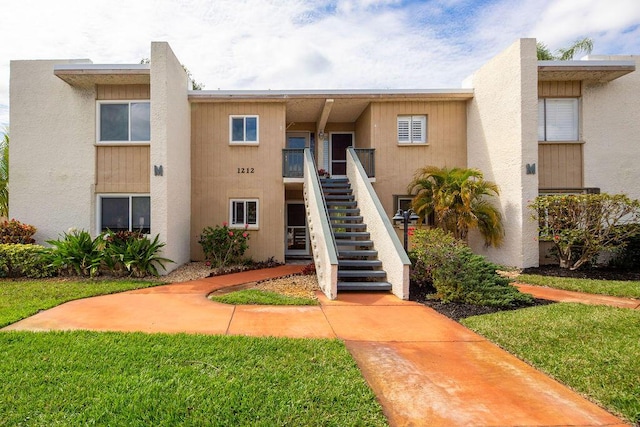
[9,39,638,299]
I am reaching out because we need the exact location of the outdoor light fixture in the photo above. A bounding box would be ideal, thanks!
[393,208,419,252]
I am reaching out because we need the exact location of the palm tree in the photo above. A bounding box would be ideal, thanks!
[0,127,8,217]
[537,37,593,60]
[407,166,504,247]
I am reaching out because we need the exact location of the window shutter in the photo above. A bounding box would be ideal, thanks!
[411,116,426,143]
[537,100,546,141]
[397,117,410,143]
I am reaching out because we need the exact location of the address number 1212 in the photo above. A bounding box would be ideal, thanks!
[237,168,255,174]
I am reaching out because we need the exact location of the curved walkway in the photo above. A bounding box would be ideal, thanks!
[2,266,631,426]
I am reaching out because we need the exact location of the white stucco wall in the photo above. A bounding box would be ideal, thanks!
[464,39,539,268]
[9,59,96,243]
[150,42,192,272]
[582,56,640,201]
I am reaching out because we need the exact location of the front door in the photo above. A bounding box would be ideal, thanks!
[330,133,353,176]
[285,202,309,256]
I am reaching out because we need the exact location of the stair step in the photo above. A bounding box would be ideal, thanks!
[337,281,392,291]
[334,231,370,239]
[338,259,383,268]
[329,215,363,222]
[335,239,374,247]
[323,188,352,194]
[326,201,357,207]
[327,208,360,215]
[324,194,354,200]
[332,223,367,230]
[339,250,378,257]
[338,270,387,278]
[321,178,349,183]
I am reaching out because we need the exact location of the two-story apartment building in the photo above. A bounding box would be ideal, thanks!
[10,39,638,299]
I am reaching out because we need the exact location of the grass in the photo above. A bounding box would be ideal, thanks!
[517,274,640,299]
[0,331,387,426]
[0,278,162,327]
[210,289,318,306]
[462,303,640,424]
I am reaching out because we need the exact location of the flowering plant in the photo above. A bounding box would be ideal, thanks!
[317,169,330,177]
[198,223,250,267]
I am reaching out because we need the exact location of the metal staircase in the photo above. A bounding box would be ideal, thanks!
[321,177,392,292]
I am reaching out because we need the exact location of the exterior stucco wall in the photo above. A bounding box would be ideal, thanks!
[464,39,539,268]
[9,59,96,243]
[150,42,191,272]
[582,56,640,201]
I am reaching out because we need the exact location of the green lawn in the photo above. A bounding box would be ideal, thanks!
[211,289,318,306]
[0,331,386,426]
[0,278,162,327]
[462,303,640,424]
[517,274,640,299]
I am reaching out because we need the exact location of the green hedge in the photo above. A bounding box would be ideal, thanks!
[0,244,55,279]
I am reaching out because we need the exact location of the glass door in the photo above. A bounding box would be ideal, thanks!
[285,202,309,256]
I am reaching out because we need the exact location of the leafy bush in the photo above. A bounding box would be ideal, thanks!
[103,231,172,277]
[46,229,103,277]
[301,262,316,276]
[0,219,36,244]
[610,226,640,271]
[410,228,532,307]
[530,194,640,270]
[46,229,172,278]
[0,244,55,278]
[198,223,250,267]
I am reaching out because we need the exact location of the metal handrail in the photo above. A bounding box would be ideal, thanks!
[282,148,305,178]
[353,148,375,177]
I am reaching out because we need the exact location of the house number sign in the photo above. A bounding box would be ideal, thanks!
[237,167,255,174]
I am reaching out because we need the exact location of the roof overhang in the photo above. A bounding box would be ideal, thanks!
[54,64,150,88]
[538,60,635,82]
[188,89,474,123]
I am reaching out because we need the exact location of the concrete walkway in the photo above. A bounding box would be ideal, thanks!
[3,266,632,426]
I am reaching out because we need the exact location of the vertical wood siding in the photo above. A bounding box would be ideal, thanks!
[538,143,584,188]
[538,81,581,97]
[95,146,150,193]
[365,101,468,215]
[96,84,151,100]
[191,102,286,261]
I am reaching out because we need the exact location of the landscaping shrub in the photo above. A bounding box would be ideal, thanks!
[46,229,103,277]
[46,229,172,278]
[530,194,640,270]
[410,228,532,307]
[610,226,640,271]
[301,262,316,276]
[198,223,250,267]
[102,230,172,277]
[0,244,55,278]
[0,219,36,244]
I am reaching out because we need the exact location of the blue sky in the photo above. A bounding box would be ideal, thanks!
[2,0,640,129]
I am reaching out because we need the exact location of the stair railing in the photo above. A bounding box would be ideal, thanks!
[346,147,411,300]
[303,148,339,299]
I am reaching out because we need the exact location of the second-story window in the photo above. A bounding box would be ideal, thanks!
[230,115,259,144]
[538,98,579,141]
[98,101,150,143]
[398,115,427,144]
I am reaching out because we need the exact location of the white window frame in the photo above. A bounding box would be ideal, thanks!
[538,98,579,142]
[229,115,259,145]
[229,199,259,229]
[397,115,427,144]
[96,194,151,234]
[96,100,151,144]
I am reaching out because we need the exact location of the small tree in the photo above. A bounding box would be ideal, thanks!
[407,166,504,247]
[530,194,640,270]
[0,127,8,217]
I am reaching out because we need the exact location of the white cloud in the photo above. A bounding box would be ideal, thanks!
[1,0,639,126]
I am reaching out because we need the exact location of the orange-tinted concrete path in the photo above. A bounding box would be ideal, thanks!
[517,283,640,309]
[2,267,630,426]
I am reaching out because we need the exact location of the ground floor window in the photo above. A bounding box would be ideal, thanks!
[230,199,258,228]
[98,195,150,233]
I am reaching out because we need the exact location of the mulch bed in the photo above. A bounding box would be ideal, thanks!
[409,264,640,322]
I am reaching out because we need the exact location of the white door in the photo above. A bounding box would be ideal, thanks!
[330,133,353,177]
